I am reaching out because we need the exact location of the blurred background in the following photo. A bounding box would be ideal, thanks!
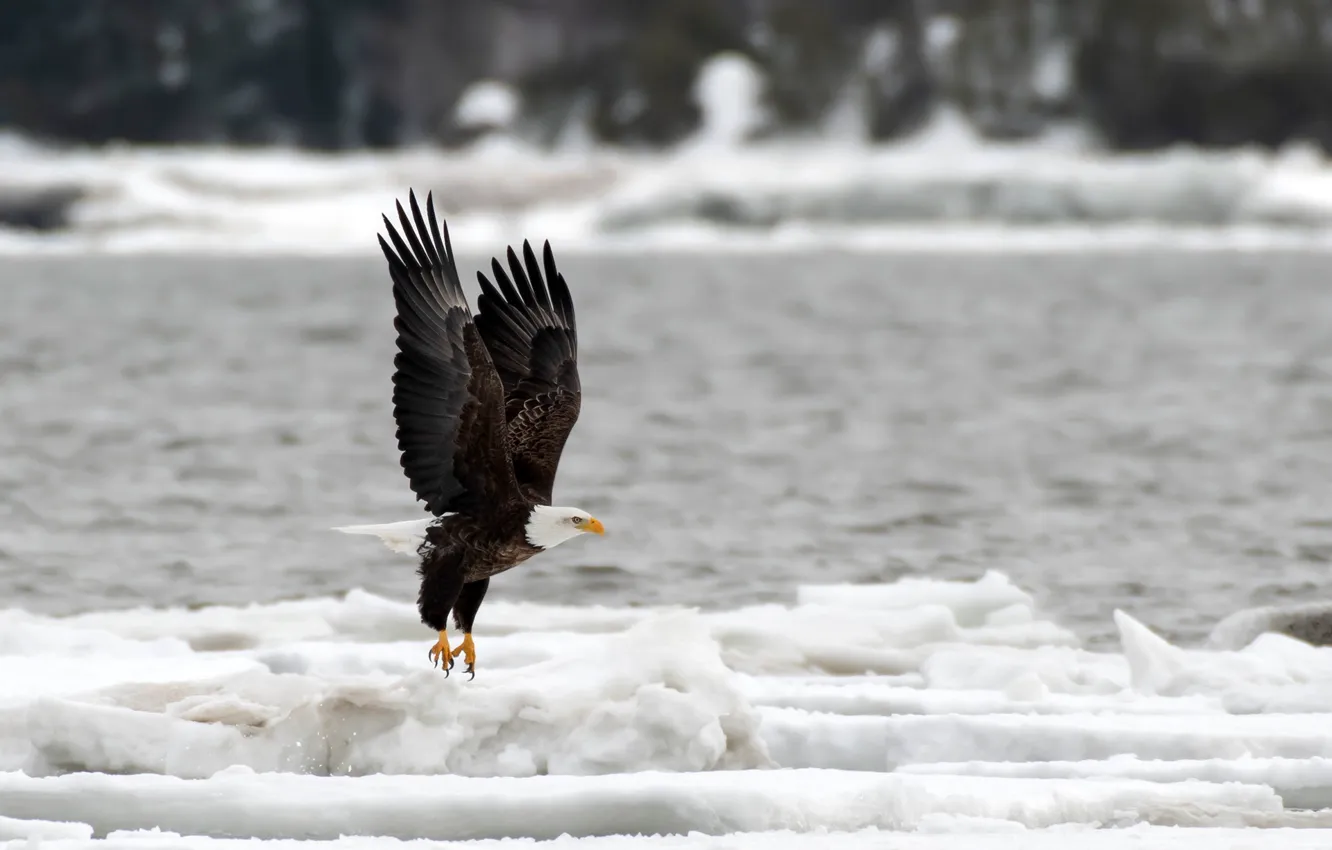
[5,0,1332,152]
[5,0,1332,245]
[3,0,1332,649]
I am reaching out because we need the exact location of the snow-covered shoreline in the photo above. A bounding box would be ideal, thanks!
[7,109,1332,256]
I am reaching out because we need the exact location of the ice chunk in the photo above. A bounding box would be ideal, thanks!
[0,611,193,659]
[0,655,264,702]
[0,813,93,841]
[0,768,1288,840]
[921,644,1127,695]
[796,570,1036,627]
[20,612,770,778]
[1116,609,1190,696]
[1208,600,1332,651]
[3,568,1332,845]
[741,677,1219,717]
[1118,609,1332,712]
[52,588,654,652]
[26,824,1332,849]
[758,707,1332,771]
[19,573,1076,678]
[454,81,520,130]
[21,825,1332,849]
[690,53,766,148]
[902,755,1332,811]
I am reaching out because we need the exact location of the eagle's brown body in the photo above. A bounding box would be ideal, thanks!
[423,511,542,583]
[414,509,540,642]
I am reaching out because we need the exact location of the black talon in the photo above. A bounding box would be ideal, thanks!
[429,645,455,673]
[465,664,475,681]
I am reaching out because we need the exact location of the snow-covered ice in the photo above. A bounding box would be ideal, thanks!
[1208,600,1332,652]
[0,813,92,842]
[902,756,1332,813]
[454,81,520,132]
[9,611,769,778]
[9,106,1332,254]
[6,571,1332,845]
[19,828,1332,850]
[0,768,1298,840]
[688,53,766,149]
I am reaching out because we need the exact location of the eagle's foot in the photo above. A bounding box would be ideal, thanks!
[451,633,476,680]
[428,630,454,675]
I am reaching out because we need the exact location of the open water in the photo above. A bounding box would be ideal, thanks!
[3,250,1332,648]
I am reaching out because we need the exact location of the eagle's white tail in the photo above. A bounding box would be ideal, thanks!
[333,517,434,556]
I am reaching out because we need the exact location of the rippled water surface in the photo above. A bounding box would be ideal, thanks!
[3,251,1332,647]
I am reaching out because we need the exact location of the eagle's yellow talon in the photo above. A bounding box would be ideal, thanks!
[451,633,476,679]
[428,630,454,674]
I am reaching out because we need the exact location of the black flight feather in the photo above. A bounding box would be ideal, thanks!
[473,235,582,505]
[377,189,521,517]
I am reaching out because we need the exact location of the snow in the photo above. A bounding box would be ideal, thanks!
[1207,599,1332,651]
[455,81,520,131]
[1115,609,1332,712]
[6,571,1332,845]
[795,569,1034,624]
[0,813,92,841]
[689,54,766,148]
[0,769,1298,840]
[902,756,1332,812]
[19,829,1332,850]
[8,108,1332,254]
[11,611,768,778]
[759,708,1332,772]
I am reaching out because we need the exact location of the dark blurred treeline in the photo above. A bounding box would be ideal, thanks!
[3,0,1332,152]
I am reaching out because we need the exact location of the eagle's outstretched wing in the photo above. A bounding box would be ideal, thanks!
[378,190,521,517]
[473,240,581,505]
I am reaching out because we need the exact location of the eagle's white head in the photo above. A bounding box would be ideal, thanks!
[525,505,606,550]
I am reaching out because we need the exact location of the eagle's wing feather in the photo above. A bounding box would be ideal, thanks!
[378,190,520,516]
[473,240,581,505]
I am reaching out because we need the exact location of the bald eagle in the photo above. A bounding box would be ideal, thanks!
[335,190,604,678]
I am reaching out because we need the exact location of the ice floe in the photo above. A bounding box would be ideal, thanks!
[0,768,1300,840]
[2,571,1332,844]
[8,113,1332,254]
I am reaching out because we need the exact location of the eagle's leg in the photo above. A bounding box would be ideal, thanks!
[451,578,489,679]
[418,558,464,675]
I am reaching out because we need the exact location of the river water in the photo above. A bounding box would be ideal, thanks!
[3,250,1331,648]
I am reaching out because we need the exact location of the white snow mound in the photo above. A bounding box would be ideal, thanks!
[9,109,1332,254]
[1117,608,1332,712]
[6,568,1332,845]
[17,611,769,778]
[0,768,1289,841]
[22,826,1332,850]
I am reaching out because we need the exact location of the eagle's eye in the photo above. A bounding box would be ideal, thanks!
[572,517,583,525]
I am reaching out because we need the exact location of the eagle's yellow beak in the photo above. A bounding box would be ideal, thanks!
[584,517,606,535]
